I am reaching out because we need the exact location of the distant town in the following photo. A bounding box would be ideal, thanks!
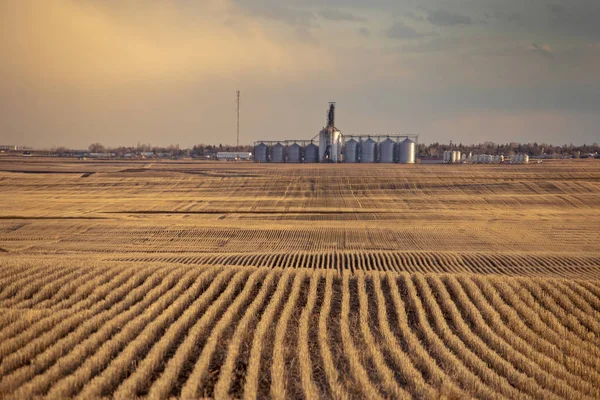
[0,141,598,161]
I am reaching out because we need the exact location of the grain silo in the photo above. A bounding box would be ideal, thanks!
[271,143,285,163]
[304,143,318,163]
[319,103,342,162]
[379,138,396,163]
[523,154,529,164]
[254,142,269,163]
[361,138,377,163]
[344,138,359,163]
[443,151,451,163]
[287,143,303,163]
[398,138,415,164]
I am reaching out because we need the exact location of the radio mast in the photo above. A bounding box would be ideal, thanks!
[236,91,240,151]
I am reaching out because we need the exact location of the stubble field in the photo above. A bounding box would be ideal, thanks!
[0,157,599,399]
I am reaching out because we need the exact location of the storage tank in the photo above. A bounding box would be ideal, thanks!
[361,138,377,163]
[344,139,359,163]
[287,143,302,163]
[500,155,504,163]
[304,143,318,163]
[443,151,449,163]
[523,154,529,164]
[451,151,457,164]
[379,138,396,163]
[331,131,342,163]
[398,138,416,164]
[468,152,473,162]
[254,142,268,163]
[270,143,285,163]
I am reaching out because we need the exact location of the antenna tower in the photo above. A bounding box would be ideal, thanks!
[236,91,240,151]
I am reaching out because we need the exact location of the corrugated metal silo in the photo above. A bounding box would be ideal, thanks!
[523,154,529,164]
[287,143,302,163]
[360,138,377,163]
[451,151,458,164]
[398,138,415,164]
[379,138,396,163]
[271,143,285,163]
[254,142,269,163]
[344,139,359,163]
[304,143,318,163]
[444,151,451,163]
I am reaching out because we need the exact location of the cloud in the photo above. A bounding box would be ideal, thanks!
[529,43,555,59]
[403,11,424,21]
[232,0,313,26]
[318,9,366,22]
[547,3,600,38]
[426,9,472,26]
[386,21,425,39]
[0,0,334,88]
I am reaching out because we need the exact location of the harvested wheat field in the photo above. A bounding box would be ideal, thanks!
[0,158,599,399]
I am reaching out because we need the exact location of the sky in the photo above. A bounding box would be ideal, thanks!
[0,0,599,149]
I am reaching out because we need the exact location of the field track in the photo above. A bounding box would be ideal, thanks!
[0,158,599,398]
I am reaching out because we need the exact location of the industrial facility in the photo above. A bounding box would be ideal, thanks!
[443,151,530,164]
[254,103,418,164]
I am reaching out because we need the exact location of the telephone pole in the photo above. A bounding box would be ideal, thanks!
[236,90,240,151]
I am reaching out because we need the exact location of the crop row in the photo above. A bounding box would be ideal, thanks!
[0,262,599,398]
[109,251,600,279]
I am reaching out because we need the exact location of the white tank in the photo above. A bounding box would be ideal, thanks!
[379,138,396,163]
[331,131,342,162]
[270,143,285,163]
[287,143,302,163]
[304,143,318,163]
[443,151,450,163]
[500,155,504,163]
[468,152,473,162]
[523,154,529,164]
[318,129,342,162]
[461,153,467,162]
[343,139,359,163]
[398,138,415,164]
[361,138,377,163]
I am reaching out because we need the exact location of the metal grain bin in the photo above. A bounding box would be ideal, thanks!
[451,151,460,164]
[444,150,451,163]
[254,142,268,163]
[304,143,318,163]
[399,138,415,164]
[379,138,396,163]
[271,143,285,163]
[287,143,302,163]
[523,154,529,164]
[343,139,359,163]
[360,138,377,163]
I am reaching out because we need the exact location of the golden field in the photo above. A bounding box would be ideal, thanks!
[0,157,599,399]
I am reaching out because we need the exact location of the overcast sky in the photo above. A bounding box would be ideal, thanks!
[1,0,599,148]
